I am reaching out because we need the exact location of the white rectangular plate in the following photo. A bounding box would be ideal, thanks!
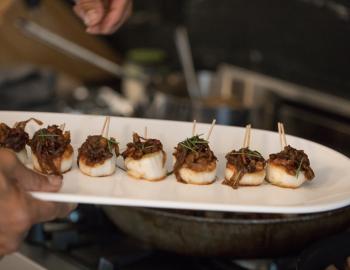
[1,111,350,214]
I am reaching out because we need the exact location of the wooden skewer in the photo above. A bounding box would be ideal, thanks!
[243,124,251,148]
[278,122,282,150]
[101,116,110,137]
[144,126,148,139]
[206,119,216,140]
[192,120,196,136]
[60,123,66,131]
[280,122,287,147]
[106,116,110,138]
[243,125,248,148]
[278,122,287,150]
[101,116,108,135]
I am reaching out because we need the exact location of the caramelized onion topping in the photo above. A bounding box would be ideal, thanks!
[78,135,119,166]
[0,118,42,152]
[173,135,217,182]
[29,125,71,175]
[223,148,266,189]
[122,133,163,160]
[269,145,315,180]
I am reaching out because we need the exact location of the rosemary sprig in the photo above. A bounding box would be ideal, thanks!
[38,129,59,142]
[37,134,59,137]
[138,143,154,152]
[232,170,242,189]
[107,138,118,153]
[179,134,209,153]
[116,165,126,172]
[229,150,263,159]
[295,157,304,178]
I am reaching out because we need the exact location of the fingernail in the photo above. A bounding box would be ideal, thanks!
[68,203,78,211]
[48,175,63,186]
[84,10,97,26]
[86,27,98,34]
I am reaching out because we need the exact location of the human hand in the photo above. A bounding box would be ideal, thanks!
[0,149,76,255]
[74,0,132,34]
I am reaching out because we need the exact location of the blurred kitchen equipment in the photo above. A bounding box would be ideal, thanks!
[103,206,350,258]
[297,232,350,270]
[174,26,201,99]
[215,64,350,119]
[98,86,134,116]
[192,97,250,125]
[0,66,56,111]
[16,18,147,81]
[172,26,252,124]
[145,71,262,125]
[122,48,166,108]
[212,64,350,156]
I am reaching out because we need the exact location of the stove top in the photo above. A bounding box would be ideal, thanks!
[18,204,350,270]
[18,205,304,270]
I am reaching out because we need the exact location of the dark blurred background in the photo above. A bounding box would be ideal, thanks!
[0,0,349,156]
[1,2,350,270]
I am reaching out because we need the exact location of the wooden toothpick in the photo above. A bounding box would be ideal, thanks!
[144,126,148,139]
[243,124,251,148]
[280,122,287,147]
[192,120,197,136]
[206,119,216,140]
[106,116,110,138]
[278,122,282,150]
[101,116,110,137]
[60,123,66,131]
[278,122,287,150]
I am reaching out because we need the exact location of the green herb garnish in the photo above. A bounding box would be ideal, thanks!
[296,157,304,178]
[38,129,59,142]
[179,134,209,153]
[37,134,59,137]
[116,165,126,172]
[229,149,263,159]
[107,138,118,153]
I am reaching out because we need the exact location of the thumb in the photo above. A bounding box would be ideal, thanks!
[0,149,62,192]
[16,168,63,192]
[74,0,105,26]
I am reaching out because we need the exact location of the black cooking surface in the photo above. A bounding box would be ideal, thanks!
[25,205,299,270]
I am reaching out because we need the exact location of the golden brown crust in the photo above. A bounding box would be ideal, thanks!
[173,135,217,183]
[226,162,265,173]
[224,164,265,187]
[79,169,115,177]
[78,155,112,169]
[126,172,167,182]
[122,133,164,160]
[178,176,216,185]
[269,145,314,180]
[33,145,73,175]
[266,163,307,188]
[77,135,119,167]
[181,160,217,172]
[266,180,300,189]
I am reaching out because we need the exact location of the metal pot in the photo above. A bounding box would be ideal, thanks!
[145,91,250,125]
[103,206,350,258]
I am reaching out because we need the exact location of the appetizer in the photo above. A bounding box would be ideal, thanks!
[266,122,315,188]
[173,120,217,185]
[29,124,73,175]
[78,117,119,177]
[122,130,167,181]
[223,125,266,189]
[0,118,42,163]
